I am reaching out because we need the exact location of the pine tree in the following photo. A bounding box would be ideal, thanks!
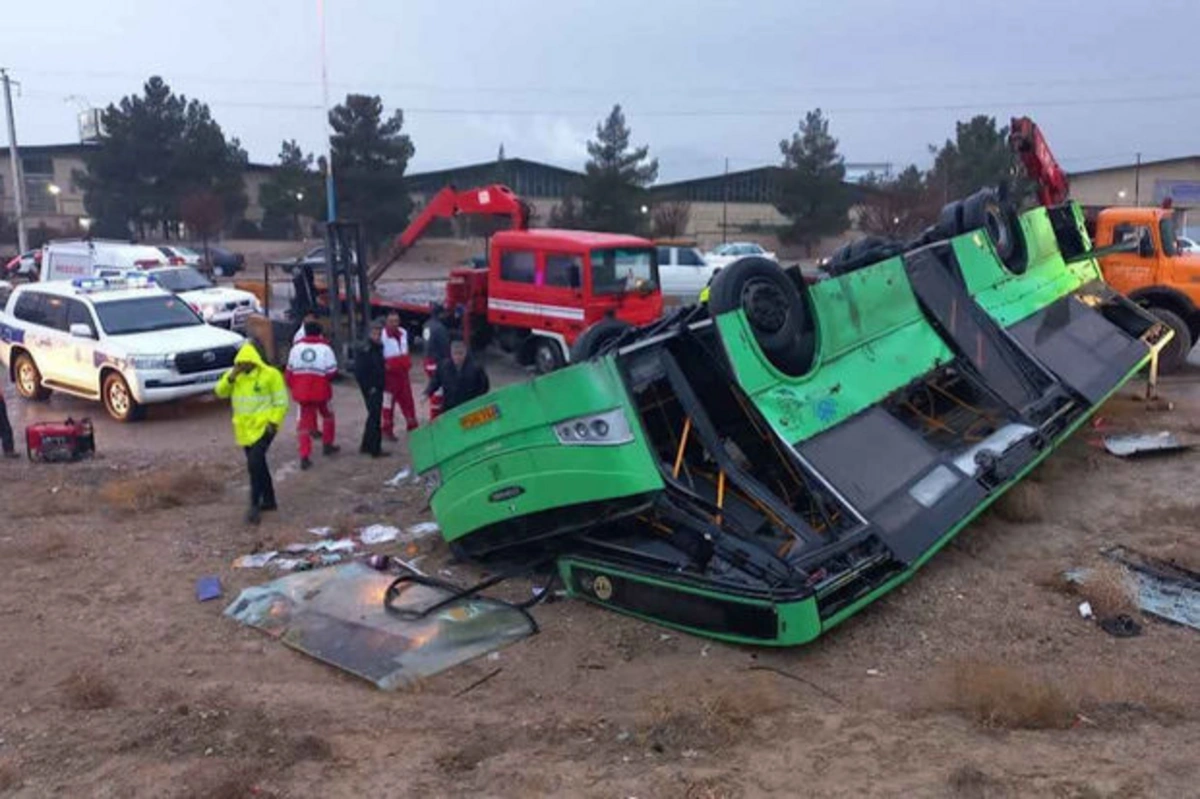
[578,105,658,234]
[776,108,851,255]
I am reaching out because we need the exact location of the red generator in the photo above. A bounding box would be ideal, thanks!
[26,418,96,463]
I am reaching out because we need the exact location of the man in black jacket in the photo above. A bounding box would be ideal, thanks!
[424,340,489,413]
[354,321,390,457]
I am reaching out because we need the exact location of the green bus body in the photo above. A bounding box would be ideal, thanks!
[412,201,1166,646]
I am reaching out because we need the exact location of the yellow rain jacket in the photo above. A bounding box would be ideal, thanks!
[214,343,290,447]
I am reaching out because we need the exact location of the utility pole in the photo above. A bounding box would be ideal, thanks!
[721,157,729,244]
[1134,152,1142,207]
[318,0,336,223]
[2,68,28,253]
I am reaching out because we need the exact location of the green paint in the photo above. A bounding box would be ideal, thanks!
[412,357,663,542]
[957,205,1101,327]
[716,256,953,443]
[557,557,824,646]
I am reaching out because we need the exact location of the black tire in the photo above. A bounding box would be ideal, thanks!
[102,372,145,422]
[936,200,965,240]
[571,318,632,362]
[708,257,815,376]
[13,352,51,401]
[532,337,566,374]
[1149,307,1193,373]
[962,188,1027,274]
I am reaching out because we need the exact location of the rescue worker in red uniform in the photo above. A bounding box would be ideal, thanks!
[381,311,418,439]
[286,321,340,470]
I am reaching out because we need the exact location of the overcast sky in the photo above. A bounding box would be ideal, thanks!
[5,0,1200,182]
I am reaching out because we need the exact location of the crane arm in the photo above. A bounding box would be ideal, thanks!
[368,183,531,286]
[1009,116,1070,207]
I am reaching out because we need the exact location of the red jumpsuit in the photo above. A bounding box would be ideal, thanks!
[285,335,338,459]
[381,325,418,437]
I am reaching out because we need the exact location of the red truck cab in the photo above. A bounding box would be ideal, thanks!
[448,229,662,372]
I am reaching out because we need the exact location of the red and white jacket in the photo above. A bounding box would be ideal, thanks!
[381,326,411,375]
[286,336,338,404]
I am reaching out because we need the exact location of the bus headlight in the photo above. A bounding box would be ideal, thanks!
[554,409,633,446]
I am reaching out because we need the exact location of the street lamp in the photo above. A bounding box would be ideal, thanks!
[79,217,91,232]
[295,191,305,202]
[1117,189,1128,200]
[640,205,649,215]
[47,183,61,196]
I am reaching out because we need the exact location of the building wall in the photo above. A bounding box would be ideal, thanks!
[1071,159,1200,209]
[0,153,89,235]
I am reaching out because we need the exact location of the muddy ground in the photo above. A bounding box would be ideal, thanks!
[1,350,1199,798]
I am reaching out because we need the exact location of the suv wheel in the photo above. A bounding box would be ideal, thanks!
[103,372,145,422]
[13,352,51,400]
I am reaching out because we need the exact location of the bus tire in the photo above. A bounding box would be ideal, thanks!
[708,257,814,376]
[571,319,631,362]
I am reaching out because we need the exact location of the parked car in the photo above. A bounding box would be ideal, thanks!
[156,245,204,268]
[189,244,246,277]
[42,239,166,281]
[141,266,261,330]
[1177,236,1199,253]
[655,244,719,298]
[3,249,41,281]
[705,241,777,269]
[267,244,357,275]
[0,274,245,421]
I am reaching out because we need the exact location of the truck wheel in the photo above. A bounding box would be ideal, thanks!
[13,352,51,401]
[962,189,1027,274]
[103,372,145,422]
[1149,308,1192,373]
[708,257,815,376]
[571,319,631,362]
[533,338,565,374]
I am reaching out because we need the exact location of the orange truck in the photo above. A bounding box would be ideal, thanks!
[1088,206,1196,371]
[1010,117,1195,372]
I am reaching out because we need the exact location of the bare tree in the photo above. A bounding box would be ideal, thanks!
[180,190,225,277]
[857,166,939,240]
[652,201,691,238]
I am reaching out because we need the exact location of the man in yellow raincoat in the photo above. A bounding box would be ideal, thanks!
[215,342,290,524]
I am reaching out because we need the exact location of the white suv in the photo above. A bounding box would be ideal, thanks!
[0,275,246,421]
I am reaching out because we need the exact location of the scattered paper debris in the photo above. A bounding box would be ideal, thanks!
[360,524,402,545]
[195,576,222,602]
[866,669,881,677]
[407,522,440,538]
[307,526,334,538]
[316,538,356,553]
[273,558,306,572]
[234,551,278,569]
[1103,431,1190,458]
[487,651,501,661]
[1078,601,1094,619]
[384,467,412,487]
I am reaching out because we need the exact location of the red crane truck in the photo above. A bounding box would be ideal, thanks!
[330,184,664,373]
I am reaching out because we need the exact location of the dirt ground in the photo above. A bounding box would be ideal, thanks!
[2,350,1200,798]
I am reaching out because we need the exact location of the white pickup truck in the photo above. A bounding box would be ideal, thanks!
[0,275,246,421]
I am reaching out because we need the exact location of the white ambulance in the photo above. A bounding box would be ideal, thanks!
[42,239,261,330]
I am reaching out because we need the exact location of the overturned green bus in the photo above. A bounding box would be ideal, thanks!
[411,195,1169,645]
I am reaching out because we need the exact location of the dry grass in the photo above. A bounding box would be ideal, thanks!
[991,482,1049,524]
[0,758,21,792]
[176,764,270,799]
[99,464,225,513]
[7,489,94,520]
[940,661,1076,730]
[59,666,118,711]
[948,765,1010,799]
[1077,562,1137,619]
[638,680,780,754]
